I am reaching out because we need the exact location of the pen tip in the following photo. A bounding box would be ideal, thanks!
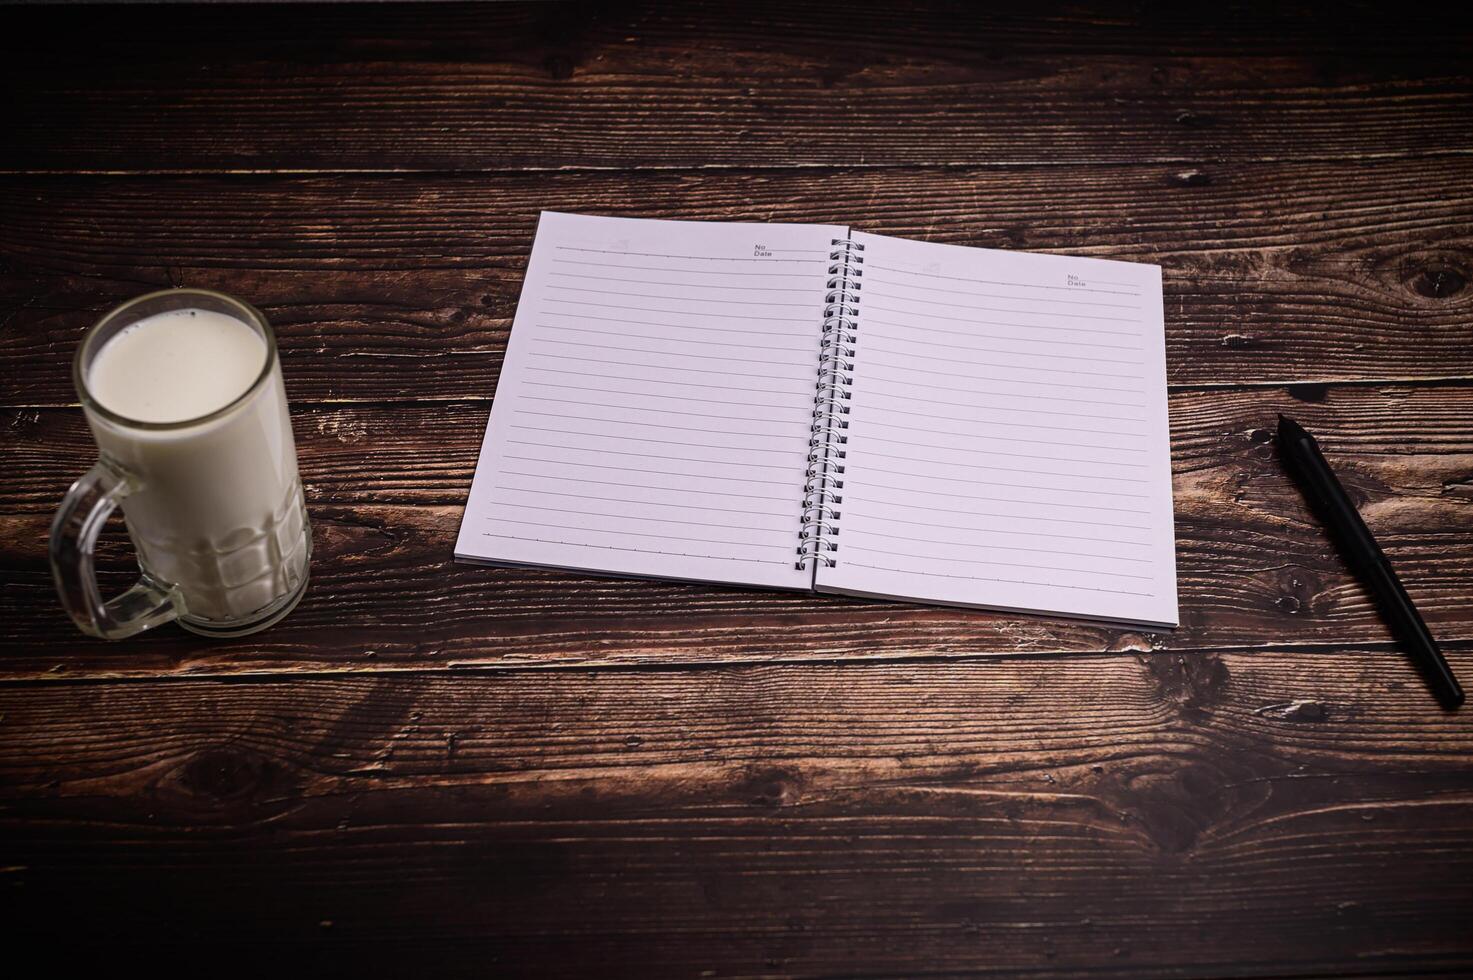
[1277,414,1305,439]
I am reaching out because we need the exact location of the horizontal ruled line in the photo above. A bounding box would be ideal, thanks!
[1073,274,1141,287]
[552,258,819,278]
[556,246,826,263]
[854,481,1152,529]
[533,340,813,377]
[858,356,1144,398]
[500,472,791,504]
[853,545,1154,580]
[522,380,806,412]
[841,509,1150,548]
[865,300,1136,326]
[538,324,809,355]
[549,284,813,309]
[853,401,1148,442]
[493,517,784,549]
[853,527,1153,564]
[480,532,787,566]
[491,502,790,535]
[857,468,1150,512]
[494,485,795,520]
[854,447,1149,485]
[864,319,1143,356]
[861,340,1146,378]
[865,292,1142,323]
[523,366,810,400]
[507,440,796,471]
[866,314,1140,342]
[506,438,798,471]
[856,462,1148,500]
[858,433,1148,470]
[545,297,813,323]
[861,376,1143,411]
[857,383,1146,424]
[520,395,799,427]
[840,560,1153,597]
[865,262,1143,297]
[527,350,810,385]
[869,277,1142,309]
[503,455,793,489]
[540,311,801,338]
[512,411,808,441]
[862,418,1150,454]
[548,271,816,292]
[844,500,1151,546]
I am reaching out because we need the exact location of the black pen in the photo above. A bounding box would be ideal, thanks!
[1277,415,1463,709]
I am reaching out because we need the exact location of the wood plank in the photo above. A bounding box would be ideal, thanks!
[3,655,1471,977]
[4,383,1471,680]
[3,161,1473,405]
[5,1,1472,172]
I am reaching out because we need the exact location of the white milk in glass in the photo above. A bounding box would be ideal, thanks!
[85,308,309,621]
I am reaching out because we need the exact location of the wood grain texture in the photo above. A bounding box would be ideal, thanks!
[4,384,1470,680]
[5,2,1473,975]
[3,656,1471,977]
[5,1,1473,173]
[3,160,1473,405]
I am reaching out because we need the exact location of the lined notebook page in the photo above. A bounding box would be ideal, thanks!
[455,211,845,590]
[816,232,1178,627]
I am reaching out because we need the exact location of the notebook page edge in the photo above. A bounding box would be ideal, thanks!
[814,579,1178,630]
[452,551,814,594]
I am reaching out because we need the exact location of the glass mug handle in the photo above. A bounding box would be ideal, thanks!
[49,460,183,639]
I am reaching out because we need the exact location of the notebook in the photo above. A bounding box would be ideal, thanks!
[455,212,1178,629]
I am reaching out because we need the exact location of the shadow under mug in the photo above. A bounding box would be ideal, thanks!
[50,289,311,639]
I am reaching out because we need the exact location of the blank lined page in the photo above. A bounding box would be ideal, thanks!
[455,211,844,590]
[816,231,1177,627]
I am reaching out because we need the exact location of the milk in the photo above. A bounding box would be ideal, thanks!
[85,308,310,623]
[89,308,270,424]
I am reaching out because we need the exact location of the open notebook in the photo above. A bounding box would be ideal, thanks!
[456,212,1178,628]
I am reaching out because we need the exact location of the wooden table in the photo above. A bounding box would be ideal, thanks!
[4,2,1472,975]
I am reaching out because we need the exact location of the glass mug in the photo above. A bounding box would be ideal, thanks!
[50,289,311,639]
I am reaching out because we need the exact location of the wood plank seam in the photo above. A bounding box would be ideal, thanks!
[0,639,1468,689]
[7,146,1473,177]
[9,376,1473,414]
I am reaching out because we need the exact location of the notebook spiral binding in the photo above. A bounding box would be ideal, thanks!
[797,237,864,570]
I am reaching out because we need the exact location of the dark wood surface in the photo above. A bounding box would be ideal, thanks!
[3,2,1472,976]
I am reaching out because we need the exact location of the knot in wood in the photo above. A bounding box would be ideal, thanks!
[177,747,278,804]
[1140,652,1230,722]
[1410,267,1466,299]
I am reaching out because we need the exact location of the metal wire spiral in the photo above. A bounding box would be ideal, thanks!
[796,237,863,570]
